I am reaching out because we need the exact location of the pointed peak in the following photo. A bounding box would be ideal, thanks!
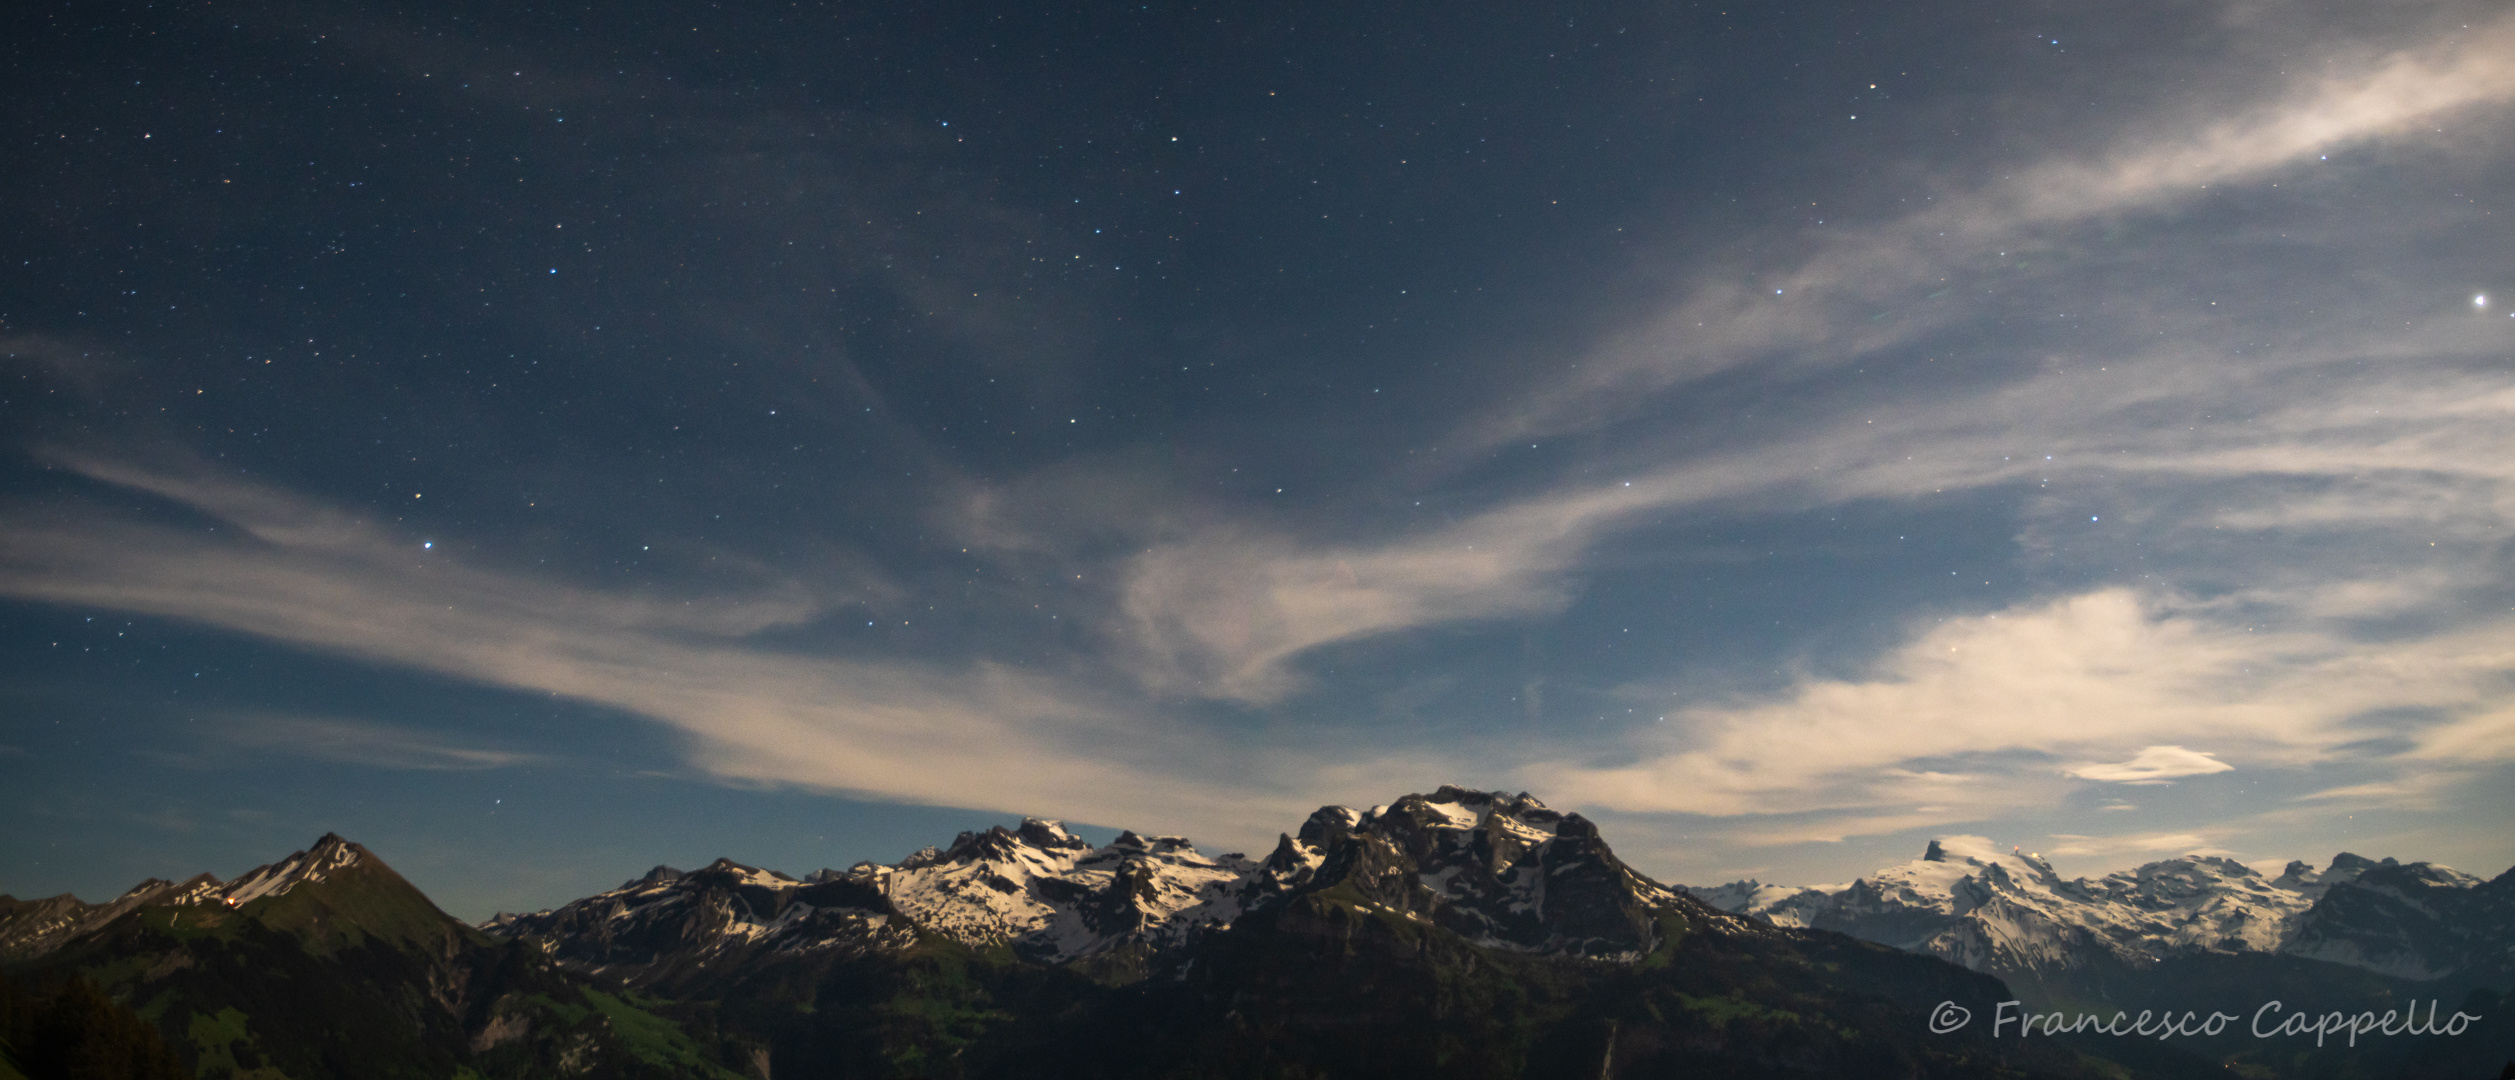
[935,820,1073,865]
[620,865,685,890]
[110,877,180,902]
[1923,839,1948,862]
[218,834,370,907]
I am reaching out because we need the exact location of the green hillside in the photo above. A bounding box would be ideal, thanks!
[3,841,744,1080]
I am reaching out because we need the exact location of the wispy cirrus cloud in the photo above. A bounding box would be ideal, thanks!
[223,713,541,771]
[0,456,1403,849]
[1469,8,2515,451]
[1103,314,2515,714]
[6,4,2512,885]
[1085,8,2515,716]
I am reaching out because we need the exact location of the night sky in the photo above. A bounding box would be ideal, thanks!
[4,0,2512,921]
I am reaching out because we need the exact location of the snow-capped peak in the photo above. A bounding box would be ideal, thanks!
[218,833,364,907]
[686,858,799,891]
[873,818,1258,958]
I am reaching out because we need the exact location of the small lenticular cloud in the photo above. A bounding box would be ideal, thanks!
[2069,745,2233,784]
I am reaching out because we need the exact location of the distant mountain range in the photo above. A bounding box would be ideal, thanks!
[1680,836,2515,996]
[5,789,2507,1079]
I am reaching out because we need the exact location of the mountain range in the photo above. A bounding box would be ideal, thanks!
[6,788,2507,1079]
[1680,835,2515,997]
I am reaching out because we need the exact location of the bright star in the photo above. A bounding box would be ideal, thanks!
[2477,294,2489,308]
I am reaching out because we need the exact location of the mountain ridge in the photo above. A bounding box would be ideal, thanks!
[481,786,1699,977]
[15,791,2502,1077]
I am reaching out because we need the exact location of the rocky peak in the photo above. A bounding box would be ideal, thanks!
[679,860,800,912]
[1017,818,1090,852]
[1294,805,1367,846]
[1259,788,1682,960]
[2265,852,2402,899]
[929,818,1091,869]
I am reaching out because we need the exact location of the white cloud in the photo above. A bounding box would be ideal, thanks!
[2042,831,2232,859]
[2069,746,2235,784]
[1520,588,2515,835]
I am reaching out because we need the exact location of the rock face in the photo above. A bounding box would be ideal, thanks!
[2282,859,2515,982]
[1264,787,1690,959]
[1683,835,2512,988]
